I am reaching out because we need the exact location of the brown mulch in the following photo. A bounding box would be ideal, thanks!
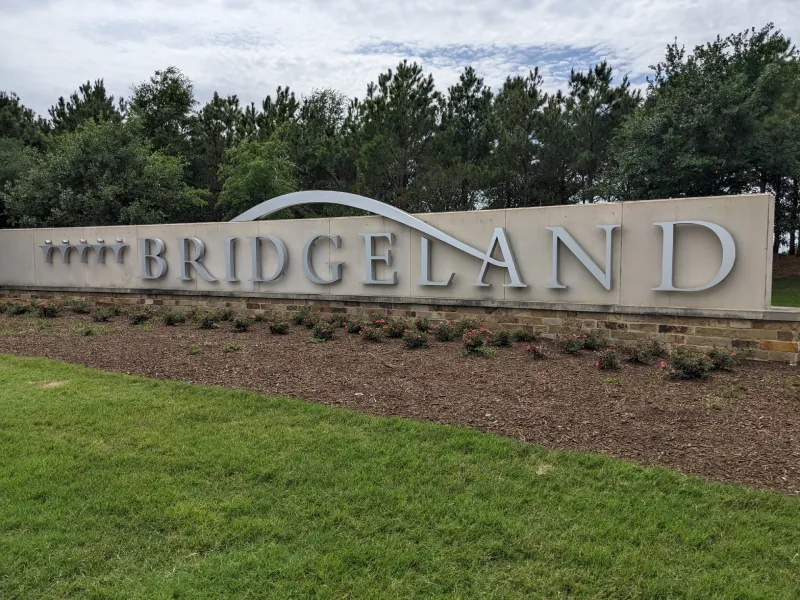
[1,315,799,496]
[773,254,800,279]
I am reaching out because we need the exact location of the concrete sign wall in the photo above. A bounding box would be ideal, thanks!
[0,192,774,311]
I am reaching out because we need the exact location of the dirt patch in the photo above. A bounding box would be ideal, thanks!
[0,314,798,495]
[28,380,70,389]
[773,254,800,279]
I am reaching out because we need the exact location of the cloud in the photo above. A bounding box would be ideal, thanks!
[0,0,796,115]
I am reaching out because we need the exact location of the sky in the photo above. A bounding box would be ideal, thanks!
[1,0,797,117]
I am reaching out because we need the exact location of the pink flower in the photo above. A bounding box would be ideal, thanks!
[660,361,666,368]
[595,361,600,367]
[731,352,737,356]
[525,345,531,351]
[582,334,588,339]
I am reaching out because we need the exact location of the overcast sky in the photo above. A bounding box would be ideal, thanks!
[1,0,797,117]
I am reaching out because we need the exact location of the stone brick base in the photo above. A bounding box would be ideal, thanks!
[2,289,799,364]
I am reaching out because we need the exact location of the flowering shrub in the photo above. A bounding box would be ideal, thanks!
[312,322,335,341]
[68,299,91,314]
[327,313,348,327]
[161,310,187,326]
[231,314,255,332]
[7,300,32,316]
[361,326,384,342]
[344,320,364,334]
[512,329,538,343]
[490,330,512,347]
[582,330,608,350]
[430,321,457,342]
[291,310,311,325]
[252,312,273,323]
[708,347,740,371]
[456,318,482,335]
[269,320,290,334]
[621,338,667,365]
[198,312,220,329]
[667,346,713,379]
[130,310,153,326]
[35,301,59,319]
[526,344,546,359]
[558,333,585,355]
[385,319,409,338]
[414,317,430,332]
[595,349,621,370]
[403,331,430,349]
[463,328,494,355]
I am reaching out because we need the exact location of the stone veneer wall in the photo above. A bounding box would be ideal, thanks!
[2,289,799,364]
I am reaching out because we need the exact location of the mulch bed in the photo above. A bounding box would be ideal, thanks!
[1,314,798,496]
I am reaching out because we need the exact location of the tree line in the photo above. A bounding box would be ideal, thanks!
[1,23,798,253]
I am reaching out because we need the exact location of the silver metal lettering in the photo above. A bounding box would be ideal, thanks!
[139,238,168,279]
[361,233,397,285]
[547,225,619,290]
[653,221,736,292]
[178,237,216,282]
[249,236,287,283]
[223,237,238,282]
[473,228,526,288]
[302,234,343,285]
[419,237,454,286]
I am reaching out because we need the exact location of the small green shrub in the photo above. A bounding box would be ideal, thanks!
[668,345,713,380]
[91,307,117,322]
[582,330,608,351]
[130,310,153,326]
[252,312,272,323]
[526,344,546,359]
[75,325,100,337]
[198,312,220,329]
[512,329,537,343]
[558,333,584,355]
[595,350,621,370]
[68,299,90,314]
[490,330,512,347]
[311,322,335,341]
[231,314,255,332]
[7,300,32,316]
[414,317,430,332]
[463,328,494,355]
[161,310,187,326]
[708,346,741,371]
[622,338,667,365]
[403,331,429,349]
[224,341,242,352]
[361,326,383,342]
[456,318,482,335]
[386,319,409,339]
[188,346,202,356]
[35,301,59,319]
[431,321,457,342]
[344,320,364,334]
[216,307,237,322]
[469,345,498,358]
[269,320,290,334]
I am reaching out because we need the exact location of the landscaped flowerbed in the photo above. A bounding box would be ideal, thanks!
[0,304,798,494]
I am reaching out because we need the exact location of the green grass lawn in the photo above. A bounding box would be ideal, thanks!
[772,276,800,307]
[1,356,798,599]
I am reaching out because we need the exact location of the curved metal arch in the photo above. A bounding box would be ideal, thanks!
[231,190,505,266]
